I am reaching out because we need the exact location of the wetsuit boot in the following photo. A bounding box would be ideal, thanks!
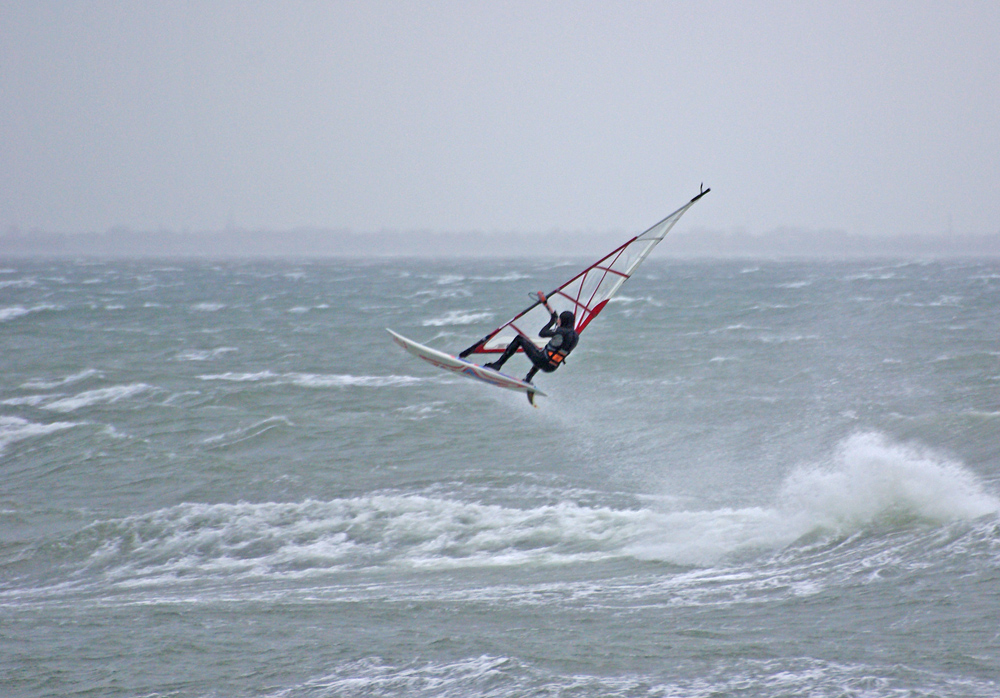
[483,338,519,372]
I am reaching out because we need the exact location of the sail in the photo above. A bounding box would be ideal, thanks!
[459,187,709,357]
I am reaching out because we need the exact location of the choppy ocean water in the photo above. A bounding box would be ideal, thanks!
[1,256,999,697]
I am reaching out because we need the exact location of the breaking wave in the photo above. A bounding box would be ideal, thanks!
[16,433,995,596]
[779,432,999,529]
[42,384,153,413]
[0,304,60,322]
[20,369,104,390]
[630,432,1000,566]
[3,383,154,413]
[0,416,79,454]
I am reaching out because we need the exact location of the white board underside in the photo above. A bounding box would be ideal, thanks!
[387,329,547,397]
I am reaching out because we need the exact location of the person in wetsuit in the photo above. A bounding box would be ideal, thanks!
[483,308,579,383]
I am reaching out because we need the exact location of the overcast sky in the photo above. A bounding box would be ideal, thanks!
[2,1,998,240]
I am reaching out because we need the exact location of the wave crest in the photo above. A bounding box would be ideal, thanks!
[779,432,1000,530]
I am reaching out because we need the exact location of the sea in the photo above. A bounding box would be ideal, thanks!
[1,255,998,697]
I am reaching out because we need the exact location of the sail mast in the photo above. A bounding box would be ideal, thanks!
[459,187,709,358]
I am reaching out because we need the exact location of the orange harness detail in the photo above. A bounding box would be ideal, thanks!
[546,348,569,366]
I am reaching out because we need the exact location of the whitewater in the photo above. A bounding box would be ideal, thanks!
[2,257,998,697]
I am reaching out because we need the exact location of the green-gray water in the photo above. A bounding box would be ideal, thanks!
[2,258,998,696]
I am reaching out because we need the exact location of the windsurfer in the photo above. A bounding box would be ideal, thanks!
[483,304,578,383]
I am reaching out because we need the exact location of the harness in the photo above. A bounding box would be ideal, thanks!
[545,346,570,366]
[543,328,576,367]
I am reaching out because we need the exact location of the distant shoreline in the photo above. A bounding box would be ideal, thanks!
[2,227,998,259]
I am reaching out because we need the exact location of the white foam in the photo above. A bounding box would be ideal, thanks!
[70,496,652,588]
[197,372,423,388]
[0,416,78,454]
[2,395,54,408]
[0,277,36,289]
[42,383,153,413]
[757,333,819,344]
[191,302,226,312]
[202,416,293,445]
[411,287,472,300]
[608,295,662,307]
[64,489,810,586]
[472,272,531,282]
[0,304,59,322]
[197,370,278,382]
[421,310,494,327]
[626,506,793,567]
[21,369,104,390]
[395,402,449,419]
[174,347,238,362]
[277,656,518,698]
[630,432,1000,567]
[269,656,976,698]
[778,432,1000,529]
[49,435,1000,590]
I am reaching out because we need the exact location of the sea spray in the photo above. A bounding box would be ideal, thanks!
[628,432,1000,566]
[43,433,998,591]
[778,432,1000,532]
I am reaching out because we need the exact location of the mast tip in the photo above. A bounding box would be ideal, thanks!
[690,185,711,202]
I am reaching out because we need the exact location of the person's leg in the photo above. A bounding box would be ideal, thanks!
[519,341,555,383]
[483,336,524,371]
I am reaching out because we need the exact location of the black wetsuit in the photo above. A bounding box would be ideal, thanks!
[486,312,579,382]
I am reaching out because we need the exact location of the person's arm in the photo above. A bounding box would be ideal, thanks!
[538,311,559,337]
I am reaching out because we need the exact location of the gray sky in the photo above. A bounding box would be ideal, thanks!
[2,1,998,239]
